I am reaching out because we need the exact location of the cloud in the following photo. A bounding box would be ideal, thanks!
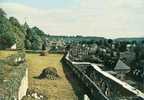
[0,3,79,32]
[0,1,144,38]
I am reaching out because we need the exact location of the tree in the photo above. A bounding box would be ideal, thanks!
[9,17,25,50]
[42,40,47,50]
[42,44,46,50]
[107,39,113,48]
[24,25,46,50]
[108,39,113,44]
[0,8,6,16]
[31,34,42,50]
[0,8,46,50]
[25,40,31,50]
[0,32,16,48]
[9,17,21,27]
[0,9,16,49]
[119,41,127,52]
[141,40,144,44]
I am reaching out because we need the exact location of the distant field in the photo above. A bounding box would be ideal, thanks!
[26,53,81,100]
[0,50,16,58]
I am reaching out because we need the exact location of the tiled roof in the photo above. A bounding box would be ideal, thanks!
[114,59,130,71]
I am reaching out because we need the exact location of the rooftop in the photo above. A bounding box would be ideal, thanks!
[114,59,130,71]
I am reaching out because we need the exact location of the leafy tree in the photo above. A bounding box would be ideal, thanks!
[0,32,16,48]
[0,8,47,50]
[119,41,127,52]
[107,39,113,48]
[42,40,47,50]
[32,27,45,36]
[9,17,25,50]
[141,40,144,44]
[42,43,46,50]
[0,8,6,16]
[25,40,31,50]
[0,10,16,49]
[24,24,46,50]
[31,34,42,50]
[9,17,21,27]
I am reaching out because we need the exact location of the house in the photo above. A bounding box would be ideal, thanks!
[10,43,16,50]
[114,59,131,80]
[89,44,98,54]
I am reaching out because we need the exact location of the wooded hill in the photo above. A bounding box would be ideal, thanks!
[115,37,144,43]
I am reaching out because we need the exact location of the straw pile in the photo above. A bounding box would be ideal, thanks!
[38,67,60,80]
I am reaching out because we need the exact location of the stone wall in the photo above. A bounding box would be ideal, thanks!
[63,53,144,100]
[62,57,109,100]
[0,52,28,100]
[18,68,28,100]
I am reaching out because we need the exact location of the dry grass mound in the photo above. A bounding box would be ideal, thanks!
[37,67,60,80]
[40,51,47,56]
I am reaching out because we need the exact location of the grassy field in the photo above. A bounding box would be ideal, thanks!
[26,53,82,100]
[0,50,16,58]
[0,51,84,100]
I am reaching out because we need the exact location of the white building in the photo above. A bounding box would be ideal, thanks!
[10,43,16,50]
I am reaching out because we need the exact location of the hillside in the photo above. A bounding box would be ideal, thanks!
[115,37,144,43]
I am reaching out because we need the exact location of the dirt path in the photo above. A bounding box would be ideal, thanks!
[26,53,83,100]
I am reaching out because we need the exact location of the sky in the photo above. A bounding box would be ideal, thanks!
[0,0,144,39]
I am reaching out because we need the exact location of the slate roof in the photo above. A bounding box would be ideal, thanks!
[114,59,130,71]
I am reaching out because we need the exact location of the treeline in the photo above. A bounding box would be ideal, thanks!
[0,8,47,50]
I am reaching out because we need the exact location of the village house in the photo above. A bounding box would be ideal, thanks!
[47,39,66,53]
[114,59,131,80]
[10,43,16,50]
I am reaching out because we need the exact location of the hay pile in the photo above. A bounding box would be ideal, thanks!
[38,67,60,80]
[40,51,47,56]
[22,88,48,100]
